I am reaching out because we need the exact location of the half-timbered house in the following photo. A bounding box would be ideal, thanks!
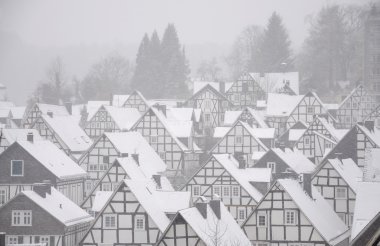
[78,131,166,194]
[122,90,150,114]
[31,114,93,160]
[0,128,42,154]
[225,73,266,109]
[182,154,271,223]
[223,107,268,128]
[335,85,377,129]
[7,106,26,128]
[250,72,300,95]
[81,155,168,214]
[278,121,308,148]
[242,178,350,246]
[0,136,87,206]
[0,182,93,246]
[131,107,202,178]
[254,148,316,180]
[294,116,348,164]
[79,179,190,246]
[183,84,232,135]
[323,121,380,169]
[84,105,141,139]
[312,157,362,227]
[210,120,268,167]
[156,198,251,246]
[363,103,380,128]
[22,103,70,128]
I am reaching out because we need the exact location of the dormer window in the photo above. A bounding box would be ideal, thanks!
[11,160,24,177]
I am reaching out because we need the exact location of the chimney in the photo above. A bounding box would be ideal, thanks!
[27,132,34,143]
[195,200,208,219]
[110,94,113,106]
[209,198,221,220]
[219,82,225,94]
[160,105,167,116]
[47,111,53,118]
[176,102,182,108]
[279,142,286,151]
[335,152,343,162]
[234,152,246,169]
[64,102,72,115]
[152,174,162,189]
[299,173,312,197]
[132,153,139,165]
[247,118,253,127]
[33,181,51,198]
[364,120,375,132]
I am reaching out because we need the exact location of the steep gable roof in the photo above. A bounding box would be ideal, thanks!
[249,72,299,95]
[266,93,304,117]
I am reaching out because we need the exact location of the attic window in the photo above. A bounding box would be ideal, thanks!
[11,160,24,177]
[285,210,297,225]
[307,106,314,114]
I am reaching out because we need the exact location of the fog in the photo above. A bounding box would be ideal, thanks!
[0,0,371,104]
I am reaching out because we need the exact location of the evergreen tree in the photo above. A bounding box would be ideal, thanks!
[253,12,292,72]
[147,30,163,98]
[160,24,189,98]
[131,34,151,93]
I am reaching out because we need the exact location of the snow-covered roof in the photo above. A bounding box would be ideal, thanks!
[223,108,268,128]
[266,93,303,116]
[326,158,363,193]
[270,148,315,174]
[166,120,193,138]
[0,101,15,108]
[316,117,348,141]
[351,181,380,241]
[125,179,190,232]
[250,72,299,95]
[193,81,233,95]
[17,140,87,180]
[104,132,167,172]
[148,99,184,108]
[325,103,339,110]
[103,106,141,131]
[41,115,92,152]
[86,101,110,120]
[213,127,230,138]
[0,108,10,118]
[288,129,307,142]
[246,126,275,139]
[178,200,251,246]
[278,179,349,244]
[357,124,380,146]
[112,95,130,107]
[251,151,266,161]
[9,106,26,120]
[214,154,270,202]
[364,148,380,182]
[92,191,113,212]
[36,103,70,116]
[166,107,194,121]
[22,187,93,226]
[155,190,191,214]
[1,128,43,144]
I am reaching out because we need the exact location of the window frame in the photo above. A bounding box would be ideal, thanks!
[257,214,267,227]
[0,187,6,205]
[11,160,24,177]
[232,185,240,198]
[135,215,145,231]
[222,185,230,198]
[304,136,310,146]
[267,162,276,173]
[12,210,32,226]
[335,187,347,199]
[192,185,201,197]
[104,214,117,229]
[213,185,221,196]
[237,207,246,221]
[285,210,297,225]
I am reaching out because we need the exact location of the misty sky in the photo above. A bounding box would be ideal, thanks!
[0,0,372,104]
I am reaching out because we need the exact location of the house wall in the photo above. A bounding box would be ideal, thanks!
[122,93,149,113]
[84,108,119,139]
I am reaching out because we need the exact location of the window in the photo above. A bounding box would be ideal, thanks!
[238,208,246,221]
[234,94,240,102]
[304,136,310,146]
[11,160,23,176]
[257,214,267,227]
[104,215,116,228]
[8,236,18,244]
[222,185,230,197]
[232,186,240,198]
[267,162,276,173]
[135,215,145,230]
[192,185,201,197]
[213,185,221,196]
[235,136,243,145]
[0,188,6,205]
[336,187,347,199]
[85,181,93,192]
[307,106,314,114]
[40,236,49,245]
[12,210,32,226]
[150,136,158,144]
[102,183,112,191]
[285,210,296,225]
[103,156,109,164]
[89,164,98,171]
[325,141,332,149]
[205,113,211,123]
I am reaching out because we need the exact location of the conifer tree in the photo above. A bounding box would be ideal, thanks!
[131,33,151,93]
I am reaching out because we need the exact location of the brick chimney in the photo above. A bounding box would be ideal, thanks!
[234,152,246,169]
[27,132,34,143]
[33,181,51,198]
[132,153,139,165]
[299,173,312,197]
[64,102,72,115]
[209,198,221,220]
[47,111,53,118]
[195,199,208,219]
[219,82,225,94]
[152,174,162,189]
